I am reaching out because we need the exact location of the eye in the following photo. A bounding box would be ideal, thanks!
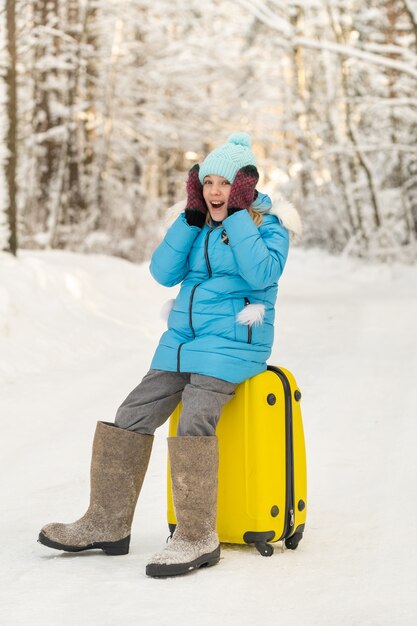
[222,181,231,185]
[203,180,212,185]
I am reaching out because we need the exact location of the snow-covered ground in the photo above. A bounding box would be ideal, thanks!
[1,247,416,626]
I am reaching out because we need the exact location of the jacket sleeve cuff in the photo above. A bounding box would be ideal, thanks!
[164,213,202,249]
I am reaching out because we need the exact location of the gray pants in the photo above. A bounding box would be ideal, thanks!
[115,369,238,436]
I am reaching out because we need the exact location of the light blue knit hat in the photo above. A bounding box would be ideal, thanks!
[198,132,257,184]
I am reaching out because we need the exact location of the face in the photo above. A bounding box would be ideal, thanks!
[202,175,231,222]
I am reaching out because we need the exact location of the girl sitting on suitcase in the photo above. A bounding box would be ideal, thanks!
[38,132,301,577]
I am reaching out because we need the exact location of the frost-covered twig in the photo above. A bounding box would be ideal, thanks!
[293,36,417,79]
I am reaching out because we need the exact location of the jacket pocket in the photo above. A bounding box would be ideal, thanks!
[235,299,266,344]
[244,298,252,344]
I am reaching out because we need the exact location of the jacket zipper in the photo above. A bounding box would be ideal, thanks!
[204,229,213,278]
[267,365,295,539]
[178,230,213,371]
[243,297,252,344]
[189,282,202,337]
[177,342,185,372]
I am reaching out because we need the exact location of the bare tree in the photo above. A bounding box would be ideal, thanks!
[5,0,18,255]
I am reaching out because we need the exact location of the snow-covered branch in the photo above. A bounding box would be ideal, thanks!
[293,36,417,79]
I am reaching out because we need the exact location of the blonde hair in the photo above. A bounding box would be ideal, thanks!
[206,207,263,228]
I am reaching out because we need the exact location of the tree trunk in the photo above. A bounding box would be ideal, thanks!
[289,7,310,201]
[65,0,85,219]
[332,5,383,236]
[32,0,61,233]
[5,0,18,255]
[401,0,417,238]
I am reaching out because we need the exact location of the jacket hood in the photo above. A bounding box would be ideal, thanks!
[252,191,273,212]
[254,191,302,239]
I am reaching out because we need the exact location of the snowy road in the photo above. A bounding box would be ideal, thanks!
[1,248,416,625]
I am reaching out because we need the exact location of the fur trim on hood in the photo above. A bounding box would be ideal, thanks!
[163,194,302,240]
[263,193,302,240]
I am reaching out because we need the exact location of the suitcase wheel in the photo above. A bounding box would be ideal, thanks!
[255,541,274,557]
[285,531,303,550]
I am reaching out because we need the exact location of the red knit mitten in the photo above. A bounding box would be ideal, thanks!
[227,165,259,215]
[185,164,207,227]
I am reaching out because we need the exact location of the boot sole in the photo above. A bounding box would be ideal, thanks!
[146,545,221,578]
[37,532,130,555]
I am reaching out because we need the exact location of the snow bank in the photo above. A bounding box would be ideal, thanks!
[0,250,176,382]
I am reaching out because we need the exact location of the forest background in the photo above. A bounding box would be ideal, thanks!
[1,0,417,264]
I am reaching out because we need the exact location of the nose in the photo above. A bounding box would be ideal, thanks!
[210,184,222,196]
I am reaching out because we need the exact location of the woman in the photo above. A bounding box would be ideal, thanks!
[38,132,301,578]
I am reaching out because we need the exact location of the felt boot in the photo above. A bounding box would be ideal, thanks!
[146,436,220,577]
[38,421,153,555]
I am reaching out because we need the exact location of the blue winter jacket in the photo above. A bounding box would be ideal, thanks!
[149,203,290,383]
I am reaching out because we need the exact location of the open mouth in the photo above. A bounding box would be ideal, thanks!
[210,201,225,210]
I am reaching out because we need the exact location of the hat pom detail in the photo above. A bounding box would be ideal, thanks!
[198,131,256,183]
[227,132,252,148]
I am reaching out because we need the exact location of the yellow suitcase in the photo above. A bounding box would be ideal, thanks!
[167,366,307,556]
